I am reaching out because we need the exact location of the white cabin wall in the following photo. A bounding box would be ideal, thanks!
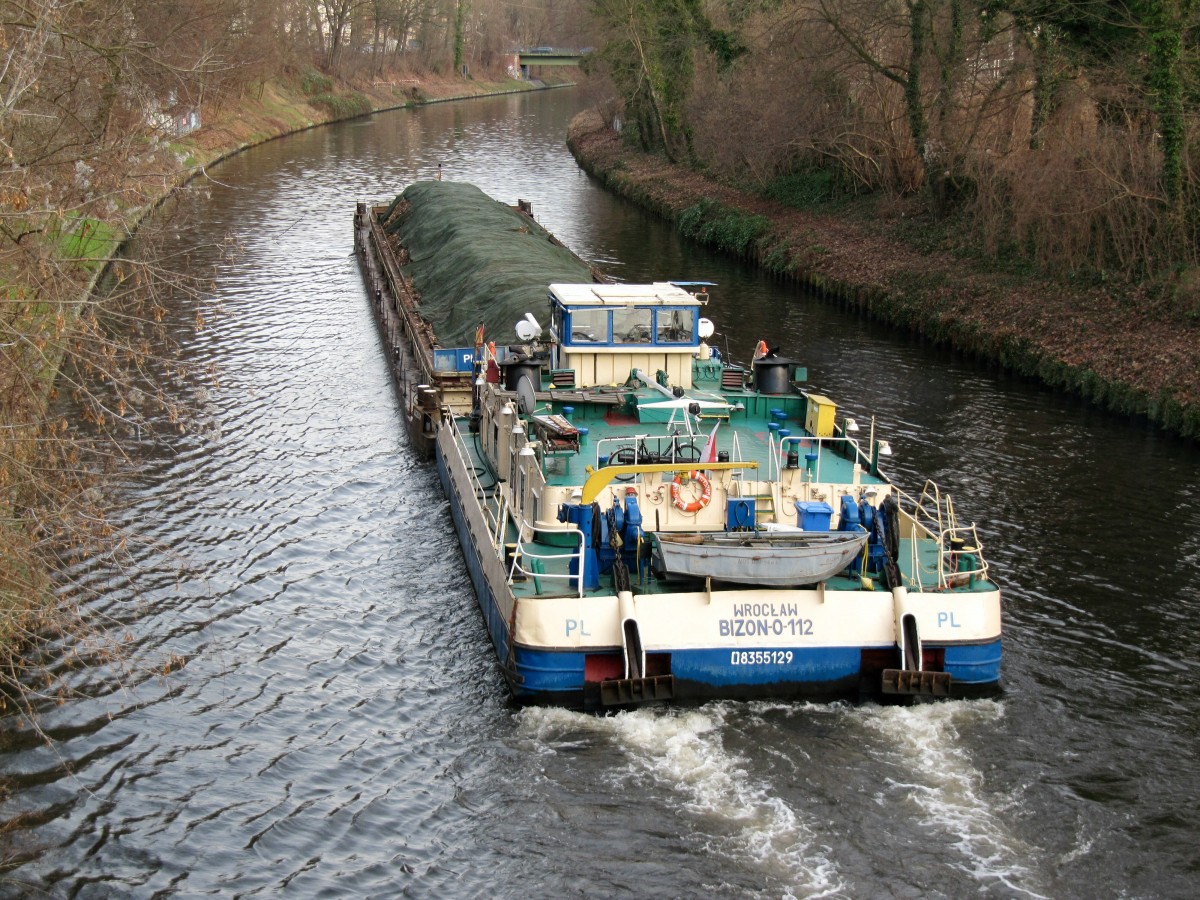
[562,352,695,390]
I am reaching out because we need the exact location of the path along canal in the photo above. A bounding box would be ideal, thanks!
[1,87,1198,898]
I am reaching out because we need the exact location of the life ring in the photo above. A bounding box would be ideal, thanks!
[754,340,769,360]
[671,472,712,513]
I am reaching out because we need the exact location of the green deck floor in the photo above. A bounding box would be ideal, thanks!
[455,403,996,601]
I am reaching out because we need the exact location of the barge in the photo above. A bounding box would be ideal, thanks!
[355,181,1002,709]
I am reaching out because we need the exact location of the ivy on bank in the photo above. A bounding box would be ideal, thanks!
[678,199,770,256]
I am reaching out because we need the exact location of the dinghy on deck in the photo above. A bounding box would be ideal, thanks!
[653,530,869,586]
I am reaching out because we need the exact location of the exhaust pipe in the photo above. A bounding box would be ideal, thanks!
[893,585,922,671]
[882,585,951,697]
[618,590,645,680]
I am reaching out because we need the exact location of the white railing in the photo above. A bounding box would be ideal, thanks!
[897,480,990,591]
[445,409,587,598]
[492,493,508,551]
[444,410,508,549]
[510,530,587,598]
[594,431,704,470]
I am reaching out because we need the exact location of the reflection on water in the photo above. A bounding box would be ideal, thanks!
[0,88,1198,899]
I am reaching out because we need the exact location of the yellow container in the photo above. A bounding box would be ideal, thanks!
[805,394,837,437]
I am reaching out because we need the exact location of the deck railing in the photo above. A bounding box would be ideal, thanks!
[445,409,587,598]
[593,431,703,471]
[896,481,990,591]
[776,434,865,484]
[510,531,586,598]
[444,413,509,550]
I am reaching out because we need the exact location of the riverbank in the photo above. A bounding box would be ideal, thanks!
[174,71,571,198]
[566,110,1200,441]
[0,71,570,670]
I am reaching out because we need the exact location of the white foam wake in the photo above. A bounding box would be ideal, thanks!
[859,700,1046,897]
[518,705,844,897]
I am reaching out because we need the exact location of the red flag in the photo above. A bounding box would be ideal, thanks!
[703,421,720,463]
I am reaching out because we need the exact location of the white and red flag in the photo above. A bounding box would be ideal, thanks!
[703,421,720,463]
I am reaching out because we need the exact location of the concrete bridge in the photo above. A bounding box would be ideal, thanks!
[514,48,586,78]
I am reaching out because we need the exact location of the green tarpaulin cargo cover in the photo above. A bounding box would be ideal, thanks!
[380,181,598,347]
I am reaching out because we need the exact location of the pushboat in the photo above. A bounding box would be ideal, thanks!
[355,182,1002,709]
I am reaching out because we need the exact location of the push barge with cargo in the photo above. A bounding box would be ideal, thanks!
[355,181,1002,709]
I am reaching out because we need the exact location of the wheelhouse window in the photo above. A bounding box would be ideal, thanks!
[656,308,695,344]
[614,307,654,344]
[561,304,698,346]
[567,308,608,343]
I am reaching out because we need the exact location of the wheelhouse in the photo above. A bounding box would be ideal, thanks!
[549,283,705,390]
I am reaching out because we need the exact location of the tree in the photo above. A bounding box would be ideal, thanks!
[980,0,1198,267]
[806,0,985,200]
[0,0,230,714]
[588,0,743,161]
[454,0,467,72]
[321,0,374,70]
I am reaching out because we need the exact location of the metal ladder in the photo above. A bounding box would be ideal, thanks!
[723,433,777,526]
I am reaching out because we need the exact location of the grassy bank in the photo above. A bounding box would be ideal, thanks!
[567,111,1200,442]
[0,69,570,676]
[175,70,572,179]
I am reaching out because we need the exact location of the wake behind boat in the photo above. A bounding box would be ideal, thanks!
[354,181,1002,709]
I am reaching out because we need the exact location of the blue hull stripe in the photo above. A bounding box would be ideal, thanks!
[944,641,1003,684]
[509,643,1002,696]
[437,451,512,666]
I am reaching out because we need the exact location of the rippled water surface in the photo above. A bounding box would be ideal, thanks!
[2,88,1199,899]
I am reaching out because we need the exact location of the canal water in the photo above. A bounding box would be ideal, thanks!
[2,88,1198,898]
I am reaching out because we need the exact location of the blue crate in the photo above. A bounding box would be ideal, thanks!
[795,500,833,531]
[726,497,756,531]
[433,347,476,373]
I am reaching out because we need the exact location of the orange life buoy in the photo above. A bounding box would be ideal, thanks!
[754,340,768,360]
[671,472,712,513]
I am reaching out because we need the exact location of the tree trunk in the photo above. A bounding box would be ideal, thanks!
[1029,27,1055,151]
[1146,1,1186,206]
[454,0,466,73]
[904,0,932,189]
